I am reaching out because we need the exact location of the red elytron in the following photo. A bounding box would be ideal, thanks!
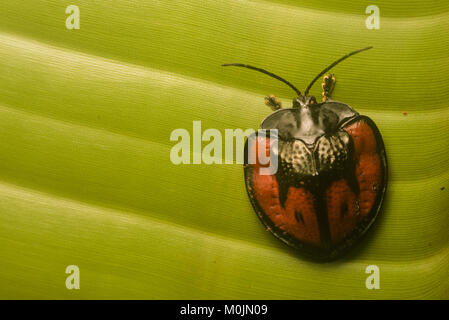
[224,47,387,260]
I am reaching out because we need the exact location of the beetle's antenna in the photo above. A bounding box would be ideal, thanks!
[222,63,302,96]
[304,46,373,96]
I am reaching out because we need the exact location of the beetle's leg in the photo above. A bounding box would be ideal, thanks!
[264,94,282,111]
[321,73,336,102]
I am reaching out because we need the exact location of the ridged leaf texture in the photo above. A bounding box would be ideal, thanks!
[0,0,448,299]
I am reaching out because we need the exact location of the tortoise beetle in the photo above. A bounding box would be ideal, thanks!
[223,47,387,261]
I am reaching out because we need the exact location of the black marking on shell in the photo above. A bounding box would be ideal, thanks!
[295,210,305,225]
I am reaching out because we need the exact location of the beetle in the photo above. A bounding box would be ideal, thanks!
[223,47,387,260]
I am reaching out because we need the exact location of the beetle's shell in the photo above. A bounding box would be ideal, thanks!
[244,101,387,260]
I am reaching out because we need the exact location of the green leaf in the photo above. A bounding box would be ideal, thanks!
[0,1,448,299]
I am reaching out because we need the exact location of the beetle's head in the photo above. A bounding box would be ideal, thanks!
[293,95,317,109]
